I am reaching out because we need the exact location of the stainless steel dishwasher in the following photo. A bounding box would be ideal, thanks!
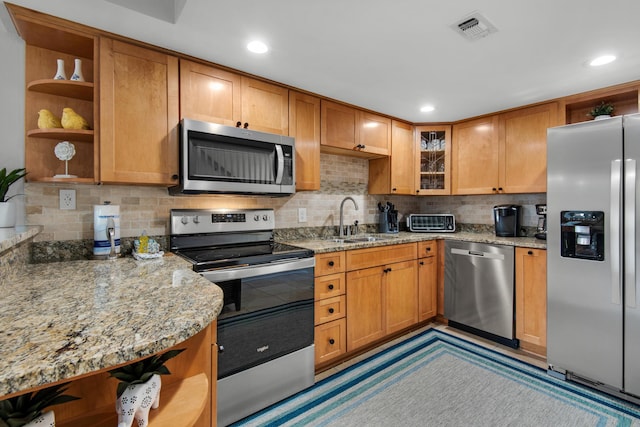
[444,240,518,348]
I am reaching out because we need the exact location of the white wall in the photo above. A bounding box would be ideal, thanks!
[0,22,26,225]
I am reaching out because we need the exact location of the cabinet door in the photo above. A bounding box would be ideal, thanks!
[515,248,547,353]
[500,103,558,193]
[368,120,414,195]
[315,318,346,365]
[385,260,418,334]
[100,38,179,185]
[357,111,390,156]
[289,91,321,190]
[415,125,452,195]
[179,59,241,125]
[418,241,438,321]
[347,266,385,351]
[452,115,499,194]
[241,77,288,135]
[321,100,357,151]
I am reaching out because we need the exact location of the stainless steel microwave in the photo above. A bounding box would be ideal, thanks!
[169,119,295,196]
[407,214,456,232]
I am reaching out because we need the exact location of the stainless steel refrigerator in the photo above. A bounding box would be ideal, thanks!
[547,113,640,401]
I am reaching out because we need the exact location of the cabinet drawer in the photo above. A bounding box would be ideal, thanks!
[418,240,438,258]
[315,318,346,365]
[315,252,346,276]
[314,273,345,299]
[315,295,346,325]
[346,243,417,271]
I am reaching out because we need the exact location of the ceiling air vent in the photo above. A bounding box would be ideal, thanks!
[451,12,498,41]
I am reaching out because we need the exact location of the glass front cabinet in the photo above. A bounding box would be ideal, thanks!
[415,125,451,195]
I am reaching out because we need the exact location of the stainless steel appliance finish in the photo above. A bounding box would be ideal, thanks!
[406,214,456,232]
[444,240,517,347]
[493,204,523,237]
[170,208,315,425]
[535,204,547,240]
[547,114,640,401]
[169,119,295,196]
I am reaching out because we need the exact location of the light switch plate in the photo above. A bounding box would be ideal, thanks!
[59,189,76,210]
[298,207,307,223]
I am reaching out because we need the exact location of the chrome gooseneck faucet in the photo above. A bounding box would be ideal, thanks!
[339,196,359,238]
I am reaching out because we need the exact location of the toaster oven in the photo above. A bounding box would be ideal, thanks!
[407,214,456,232]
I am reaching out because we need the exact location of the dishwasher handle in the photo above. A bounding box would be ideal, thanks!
[450,247,505,260]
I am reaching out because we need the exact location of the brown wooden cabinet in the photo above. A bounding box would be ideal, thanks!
[241,77,289,135]
[417,241,438,321]
[515,247,547,355]
[314,252,347,366]
[345,243,418,352]
[100,38,179,185]
[179,59,242,126]
[289,91,321,190]
[368,120,415,195]
[321,100,390,158]
[452,103,558,195]
[415,125,452,195]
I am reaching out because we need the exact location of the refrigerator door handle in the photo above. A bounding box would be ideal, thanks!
[625,158,637,309]
[611,159,622,305]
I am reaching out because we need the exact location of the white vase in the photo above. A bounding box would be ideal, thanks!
[25,410,55,427]
[594,114,611,120]
[116,374,162,427]
[53,59,66,80]
[0,201,16,228]
[70,58,85,82]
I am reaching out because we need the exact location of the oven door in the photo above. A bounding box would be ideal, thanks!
[205,257,314,379]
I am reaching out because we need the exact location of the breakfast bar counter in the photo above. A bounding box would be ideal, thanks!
[0,253,223,398]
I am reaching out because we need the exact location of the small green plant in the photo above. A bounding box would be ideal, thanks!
[588,101,614,118]
[108,349,185,398]
[0,168,27,203]
[0,382,79,427]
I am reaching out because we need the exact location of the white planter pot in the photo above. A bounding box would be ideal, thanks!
[25,410,55,426]
[116,374,162,427]
[594,114,611,120]
[0,201,16,228]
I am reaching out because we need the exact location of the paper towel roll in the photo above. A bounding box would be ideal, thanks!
[93,203,121,256]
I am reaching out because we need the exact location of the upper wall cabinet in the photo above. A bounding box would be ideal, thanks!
[179,59,289,135]
[10,4,98,183]
[321,100,390,158]
[100,38,179,185]
[452,103,558,195]
[289,91,321,191]
[369,120,415,195]
[560,82,640,124]
[415,125,452,195]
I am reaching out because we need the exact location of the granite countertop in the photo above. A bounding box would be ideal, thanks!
[283,231,547,253]
[0,253,223,398]
[0,225,41,254]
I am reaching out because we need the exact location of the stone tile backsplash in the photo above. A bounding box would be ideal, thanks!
[25,152,545,243]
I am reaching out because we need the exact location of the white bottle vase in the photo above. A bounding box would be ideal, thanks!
[70,58,85,82]
[53,59,66,80]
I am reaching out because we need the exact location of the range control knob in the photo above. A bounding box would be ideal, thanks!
[180,216,188,225]
[193,216,200,224]
[263,214,269,221]
[254,214,260,221]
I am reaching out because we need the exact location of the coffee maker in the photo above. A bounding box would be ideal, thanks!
[493,204,523,237]
[535,204,547,240]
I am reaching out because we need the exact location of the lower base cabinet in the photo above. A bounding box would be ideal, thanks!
[315,318,347,365]
[418,241,438,321]
[515,248,547,355]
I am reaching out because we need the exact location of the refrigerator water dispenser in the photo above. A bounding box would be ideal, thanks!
[560,211,605,261]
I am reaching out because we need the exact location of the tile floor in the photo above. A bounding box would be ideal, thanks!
[315,322,547,382]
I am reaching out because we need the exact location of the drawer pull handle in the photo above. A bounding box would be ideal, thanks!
[328,284,334,290]
[329,339,335,345]
[528,250,533,255]
[328,308,335,314]
[328,261,335,267]
[419,261,424,265]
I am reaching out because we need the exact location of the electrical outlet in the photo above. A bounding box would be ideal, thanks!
[59,189,76,210]
[298,207,307,223]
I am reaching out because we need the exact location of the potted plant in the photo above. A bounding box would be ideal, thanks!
[588,101,614,120]
[0,382,79,427]
[0,167,27,228]
[108,348,184,427]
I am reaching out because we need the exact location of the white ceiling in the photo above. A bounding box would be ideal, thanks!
[5,0,640,122]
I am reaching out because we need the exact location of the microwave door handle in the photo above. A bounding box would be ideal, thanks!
[275,144,284,184]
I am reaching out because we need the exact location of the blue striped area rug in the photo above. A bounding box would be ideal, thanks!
[232,328,640,426]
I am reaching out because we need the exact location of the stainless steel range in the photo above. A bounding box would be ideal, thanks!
[170,208,315,426]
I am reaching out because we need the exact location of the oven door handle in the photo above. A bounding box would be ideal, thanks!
[202,257,315,282]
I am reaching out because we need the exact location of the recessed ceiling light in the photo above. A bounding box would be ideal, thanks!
[247,40,269,54]
[420,105,435,113]
[590,55,616,66]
